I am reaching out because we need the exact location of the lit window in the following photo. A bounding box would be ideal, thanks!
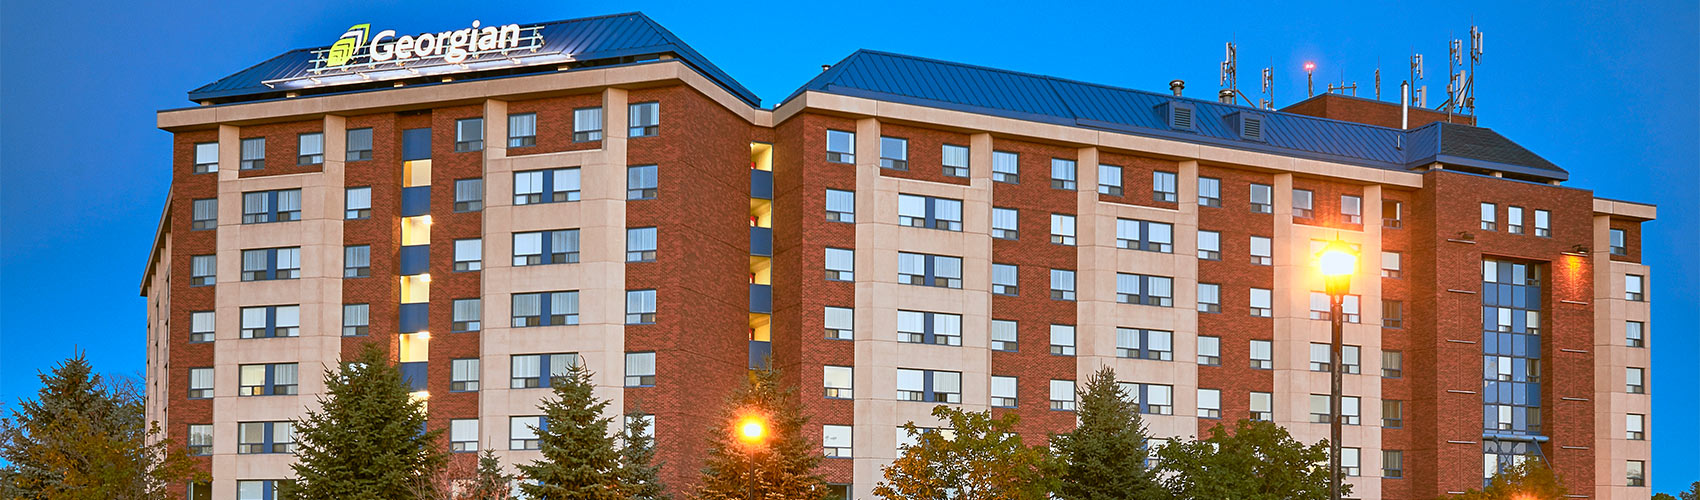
[825,189,855,222]
[1050,214,1076,245]
[1050,269,1076,301]
[573,107,603,142]
[454,239,483,272]
[825,306,854,340]
[990,319,1018,352]
[452,298,481,332]
[455,118,484,152]
[511,291,579,327]
[879,136,908,170]
[899,194,964,231]
[1116,219,1172,253]
[1341,195,1362,224]
[451,358,479,392]
[1098,164,1123,195]
[1292,189,1314,218]
[193,142,218,173]
[628,102,659,137]
[1049,324,1076,356]
[454,179,483,212]
[627,164,658,200]
[1480,202,1498,231]
[297,133,324,165]
[826,130,855,163]
[626,227,657,262]
[991,376,1018,408]
[507,113,536,147]
[1051,158,1077,189]
[624,352,656,387]
[239,137,265,170]
[625,290,657,325]
[1197,335,1221,365]
[822,425,853,458]
[991,207,1019,239]
[992,151,1019,183]
[1250,339,1272,369]
[341,304,368,336]
[1308,292,1362,323]
[823,365,853,399]
[1197,388,1221,418]
[942,144,969,177]
[346,127,373,161]
[1152,171,1177,202]
[991,263,1018,296]
[825,248,854,281]
[1115,328,1172,361]
[1049,380,1077,411]
[1197,230,1221,260]
[451,419,479,452]
[1250,183,1273,213]
[191,198,217,230]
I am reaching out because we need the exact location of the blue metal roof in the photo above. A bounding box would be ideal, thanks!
[188,12,761,107]
[784,50,1566,181]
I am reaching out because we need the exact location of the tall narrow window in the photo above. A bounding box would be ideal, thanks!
[992,151,1018,183]
[627,227,658,262]
[297,133,324,165]
[507,113,537,147]
[345,187,371,219]
[825,189,855,222]
[625,290,657,325]
[624,352,656,386]
[1383,200,1403,228]
[1507,206,1525,234]
[1480,203,1498,231]
[1051,158,1077,189]
[1610,229,1627,255]
[1533,209,1551,237]
[942,144,969,177]
[1292,189,1314,218]
[1341,195,1362,224]
[627,164,658,200]
[455,118,484,152]
[454,179,483,212]
[194,142,219,173]
[240,138,265,170]
[629,102,659,137]
[879,136,908,170]
[826,130,854,163]
[1098,164,1123,195]
[573,107,603,142]
[341,304,368,336]
[1152,171,1177,202]
[1249,183,1273,213]
[346,128,373,161]
[191,198,218,230]
[453,298,481,332]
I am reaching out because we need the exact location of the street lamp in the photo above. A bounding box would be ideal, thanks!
[1316,237,1357,500]
[736,414,768,446]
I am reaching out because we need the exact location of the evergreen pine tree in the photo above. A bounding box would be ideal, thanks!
[515,364,625,499]
[0,354,200,499]
[697,367,828,500]
[285,344,447,499]
[1051,366,1164,500]
[619,411,669,500]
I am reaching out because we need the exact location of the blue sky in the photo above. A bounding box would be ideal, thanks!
[2,0,1694,489]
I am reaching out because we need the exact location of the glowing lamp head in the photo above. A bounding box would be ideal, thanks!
[737,417,766,443]
[1304,61,1316,72]
[1316,238,1358,296]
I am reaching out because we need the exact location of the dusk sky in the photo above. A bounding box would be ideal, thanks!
[2,0,1695,490]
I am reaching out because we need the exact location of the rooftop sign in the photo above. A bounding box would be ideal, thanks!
[261,20,561,93]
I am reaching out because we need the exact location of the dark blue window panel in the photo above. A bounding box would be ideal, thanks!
[399,362,428,392]
[400,245,430,276]
[750,227,772,257]
[403,128,432,161]
[399,303,429,333]
[750,169,773,200]
[750,284,772,314]
[401,186,431,217]
[749,340,771,370]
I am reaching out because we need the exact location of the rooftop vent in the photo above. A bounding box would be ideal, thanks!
[1231,112,1265,142]
[1158,102,1196,132]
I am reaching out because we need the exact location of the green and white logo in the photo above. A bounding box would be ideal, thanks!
[325,24,370,67]
[316,20,528,69]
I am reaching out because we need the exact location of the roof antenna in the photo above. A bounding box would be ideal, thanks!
[1260,62,1274,110]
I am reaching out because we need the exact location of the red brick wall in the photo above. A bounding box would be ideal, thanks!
[504,93,603,156]
[874,123,972,186]
[1291,177,1367,232]
[425,105,486,467]
[236,120,327,178]
[1609,218,1642,263]
[340,112,403,361]
[1378,187,1418,500]
[1096,152,1180,210]
[1194,164,1277,431]
[168,129,220,477]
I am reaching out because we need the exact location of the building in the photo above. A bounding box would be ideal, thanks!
[140,12,1656,499]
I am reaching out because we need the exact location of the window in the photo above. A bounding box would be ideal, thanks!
[510,353,578,388]
[341,304,368,336]
[1383,200,1403,228]
[1309,343,1362,373]
[1116,328,1172,361]
[187,424,212,456]
[191,198,217,230]
[1626,275,1645,301]
[1124,383,1174,415]
[450,419,479,452]
[1198,283,1221,313]
[510,416,543,450]
[237,481,288,500]
[1197,230,1221,260]
[513,168,581,204]
[1051,158,1077,189]
[193,142,218,173]
[991,263,1018,296]
[898,310,962,346]
[1250,236,1272,265]
[1050,269,1076,301]
[341,245,369,277]
[1152,171,1178,202]
[1250,340,1272,369]
[1197,336,1220,365]
[1050,380,1077,410]
[626,290,657,324]
[1098,164,1123,195]
[1610,229,1627,255]
[879,136,908,170]
[455,179,483,212]
[1308,293,1362,323]
[1480,202,1497,231]
[898,252,963,288]
[1626,321,1645,348]
[455,118,484,152]
[1628,460,1645,487]
[451,358,479,392]
[1341,195,1362,224]
[1117,219,1173,253]
[297,133,324,165]
[824,248,854,281]
[629,102,659,137]
[450,298,481,332]
[188,481,212,500]
[241,247,300,281]
[1507,206,1525,234]
[992,151,1019,183]
[1250,392,1273,421]
[1198,389,1221,418]
[346,127,373,161]
[991,376,1017,408]
[1250,288,1273,317]
[450,239,482,272]
[822,425,853,458]
[1250,183,1273,213]
[991,207,1019,239]
[573,107,603,142]
[511,291,579,327]
[825,189,855,222]
[237,363,298,396]
[899,194,964,231]
[1198,177,1221,207]
[1383,351,1403,378]
[1381,251,1402,278]
[627,164,658,200]
[341,187,372,219]
[237,421,295,454]
[625,352,656,386]
[1341,448,1361,477]
[626,227,657,262]
[1049,324,1076,356]
[1626,367,1645,394]
[241,189,302,223]
[1627,413,1645,440]
[240,305,300,339]
[240,137,265,170]
[1309,395,1360,425]
[823,365,853,399]
[1534,209,1550,237]
[825,307,854,340]
[942,144,970,177]
[513,229,580,266]
[826,130,855,163]
[1377,450,1403,479]
[189,311,215,343]
[1116,273,1174,307]
[1383,300,1404,328]
[990,320,1018,352]
[1383,400,1403,428]
[896,369,961,403]
[1050,214,1076,245]
[507,113,536,147]
[188,368,213,398]
[1292,189,1314,218]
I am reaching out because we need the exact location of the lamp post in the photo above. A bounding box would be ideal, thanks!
[1317,238,1358,500]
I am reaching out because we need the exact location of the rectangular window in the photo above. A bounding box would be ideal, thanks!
[342,245,370,277]
[991,263,1018,296]
[625,290,657,325]
[1116,219,1173,253]
[237,363,298,396]
[1480,202,1498,231]
[942,144,969,177]
[510,416,543,450]
[194,142,218,173]
[1250,288,1273,317]
[991,207,1019,239]
[513,229,580,266]
[1383,200,1403,228]
[1049,324,1076,356]
[452,239,482,272]
[1610,229,1627,255]
[1125,383,1174,415]
[511,291,579,327]
[297,133,324,165]
[344,187,371,219]
[1115,328,1173,361]
[241,189,302,223]
[898,310,963,346]
[450,419,479,452]
[1341,195,1362,224]
[1342,448,1361,477]
[452,298,481,332]
[991,376,1018,408]
[1152,171,1178,202]
[1197,388,1221,418]
[573,107,603,142]
[1627,413,1645,440]
[346,128,373,161]
[1626,275,1645,301]
[1197,336,1220,365]
[1050,213,1076,245]
[1198,283,1221,313]
[824,248,854,281]
[1381,251,1402,278]
[1250,183,1273,213]
[1293,189,1314,218]
[1309,395,1360,425]
[826,130,855,163]
[1308,343,1361,374]
[626,227,658,262]
[822,425,853,458]
[188,367,213,399]
[191,198,217,230]
[1050,269,1076,301]
[507,113,537,147]
[513,168,581,205]
[1050,380,1077,411]
[510,353,578,389]
[990,319,1018,352]
[240,137,265,170]
[1383,400,1403,428]
[1534,209,1551,237]
[1098,164,1123,195]
[1051,158,1077,189]
[992,151,1019,183]
[1626,321,1645,348]
[1507,206,1525,234]
[1250,236,1273,265]
[1627,367,1645,394]
[455,118,484,152]
[1383,450,1403,478]
[1250,392,1273,421]
[1197,177,1221,207]
[187,424,213,456]
[237,421,294,454]
[1197,230,1221,260]
[241,247,300,281]
[1628,460,1645,487]
[627,164,658,200]
[624,352,656,387]
[629,102,659,137]
[825,306,854,340]
[879,136,908,170]
[1383,351,1403,378]
[899,194,964,231]
[341,304,368,336]
[824,365,853,399]
[455,179,483,212]
[898,252,962,288]
[1308,292,1362,323]
[896,369,961,404]
[1250,339,1273,369]
[190,311,215,343]
[1116,273,1174,307]
[451,358,480,392]
[825,189,855,222]
[1383,300,1404,328]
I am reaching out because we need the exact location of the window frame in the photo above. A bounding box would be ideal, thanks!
[454,117,484,152]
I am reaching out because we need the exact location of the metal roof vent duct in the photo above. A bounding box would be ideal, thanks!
[1219,89,1236,104]
[1158,102,1196,132]
[1170,79,1185,97]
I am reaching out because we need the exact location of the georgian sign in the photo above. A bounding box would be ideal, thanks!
[263,20,562,92]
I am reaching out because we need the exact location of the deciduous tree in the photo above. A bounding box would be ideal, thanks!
[873,405,1055,500]
[1154,419,1339,500]
[1451,460,1567,500]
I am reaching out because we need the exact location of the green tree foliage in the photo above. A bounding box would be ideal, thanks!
[873,405,1055,500]
[1653,494,1678,500]
[1154,419,1340,500]
[515,364,625,500]
[464,450,516,500]
[1051,366,1165,500]
[0,354,201,499]
[285,345,447,499]
[697,367,828,500]
[1450,460,1567,500]
[619,411,669,500]
[1682,480,1700,500]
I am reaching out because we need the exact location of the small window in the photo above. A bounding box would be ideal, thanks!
[188,367,214,399]
[1197,230,1221,260]
[990,376,1017,408]
[1098,164,1123,196]
[1115,327,1172,361]
[625,290,657,325]
[823,365,853,399]
[991,263,1018,296]
[190,311,215,342]
[824,248,855,281]
[1383,300,1404,328]
[507,113,537,147]
[1383,200,1403,228]
[898,194,964,231]
[629,102,659,137]
[1198,283,1221,313]
[451,419,479,452]
[1610,228,1627,255]
[822,425,853,458]
[1341,195,1362,224]
[992,151,1019,183]
[1250,236,1273,265]
[1250,288,1273,317]
[455,179,483,212]
[453,298,481,332]
[1049,380,1077,411]
[1383,351,1403,378]
[1626,321,1645,348]
[1383,450,1403,478]
[1382,400,1403,428]
[187,424,213,456]
[344,245,371,277]
[990,320,1018,352]
[1116,219,1173,253]
[455,118,484,152]
[1051,158,1077,189]
[1152,171,1178,202]
[1049,324,1076,356]
[573,107,603,142]
[627,227,657,262]
[1050,214,1076,245]
[879,136,908,170]
[1250,340,1272,369]
[191,198,218,230]
[624,352,656,386]
[1197,336,1220,365]
[1050,269,1076,301]
[297,133,324,165]
[1250,392,1273,421]
[1626,367,1645,394]
[512,229,580,266]
[510,416,543,450]
[345,187,371,219]
[1507,206,1525,234]
[1480,203,1498,231]
[1249,183,1273,213]
[190,255,216,286]
[1534,209,1551,237]
[824,306,854,340]
[991,207,1019,240]
[193,142,219,173]
[942,144,969,177]
[341,304,368,336]
[240,137,265,170]
[1626,413,1645,440]
[1197,389,1221,418]
[826,130,855,163]
[1625,275,1645,301]
[627,164,658,200]
[1381,251,1402,278]
[346,128,374,161]
[825,189,855,222]
[1197,177,1221,207]
[1292,189,1314,218]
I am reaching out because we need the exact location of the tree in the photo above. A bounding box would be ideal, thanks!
[408,449,516,500]
[1681,481,1700,500]
[1154,419,1340,500]
[619,411,669,500]
[515,364,625,500]
[285,344,448,499]
[873,405,1055,500]
[1050,366,1164,500]
[697,367,828,500]
[1654,494,1678,500]
[463,450,516,500]
[1451,460,1566,500]
[0,354,201,499]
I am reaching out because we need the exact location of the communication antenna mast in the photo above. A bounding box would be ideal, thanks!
[1438,25,1484,117]
[1220,41,1259,107]
[1260,65,1274,110]
[1409,51,1426,108]
[1374,63,1382,101]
